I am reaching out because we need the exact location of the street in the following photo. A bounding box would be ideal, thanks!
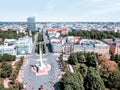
[23,31,62,90]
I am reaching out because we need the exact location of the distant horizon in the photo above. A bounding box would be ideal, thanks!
[0,21,120,23]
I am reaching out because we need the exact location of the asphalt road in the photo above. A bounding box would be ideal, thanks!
[23,32,62,90]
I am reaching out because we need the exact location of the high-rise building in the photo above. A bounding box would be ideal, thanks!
[27,17,36,31]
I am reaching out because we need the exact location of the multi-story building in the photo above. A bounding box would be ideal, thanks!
[4,39,16,46]
[15,36,33,55]
[27,17,36,31]
[103,38,120,55]
[72,39,109,55]
[0,39,16,55]
[94,40,109,55]
[62,42,74,54]
[0,45,16,55]
[50,38,62,53]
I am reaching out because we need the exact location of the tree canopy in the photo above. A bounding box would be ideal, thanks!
[85,67,105,90]
[0,62,12,78]
[107,70,120,89]
[68,53,78,65]
[64,30,120,40]
[62,71,84,90]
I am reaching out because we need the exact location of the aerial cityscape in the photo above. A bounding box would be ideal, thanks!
[0,0,120,90]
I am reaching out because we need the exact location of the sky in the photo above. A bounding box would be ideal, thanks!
[0,0,120,22]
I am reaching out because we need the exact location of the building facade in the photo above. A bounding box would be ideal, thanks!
[50,38,62,53]
[15,36,33,55]
[103,38,120,55]
[27,17,36,31]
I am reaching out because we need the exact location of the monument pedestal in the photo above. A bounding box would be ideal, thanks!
[31,42,51,76]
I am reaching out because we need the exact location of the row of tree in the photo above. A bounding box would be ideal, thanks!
[0,55,24,90]
[36,33,46,54]
[0,84,17,90]
[62,30,120,40]
[0,54,16,62]
[38,33,44,42]
[111,53,120,63]
[0,30,25,40]
[58,54,69,72]
[68,52,98,67]
[36,43,46,54]
[60,52,120,90]
[0,62,12,78]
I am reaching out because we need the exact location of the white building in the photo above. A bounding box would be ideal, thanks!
[0,39,16,55]
[0,45,16,55]
[4,39,16,46]
[15,36,33,55]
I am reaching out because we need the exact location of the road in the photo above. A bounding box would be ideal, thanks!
[23,31,62,90]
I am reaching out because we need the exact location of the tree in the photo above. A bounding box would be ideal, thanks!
[78,54,86,63]
[64,85,73,90]
[61,71,84,90]
[85,67,105,90]
[38,33,43,42]
[20,56,24,61]
[78,64,88,78]
[0,54,2,62]
[42,44,46,53]
[0,84,4,90]
[59,54,68,72]
[2,54,16,62]
[114,54,120,63]
[0,62,12,78]
[36,44,40,54]
[107,70,120,89]
[110,54,115,61]
[86,55,97,67]
[68,53,78,65]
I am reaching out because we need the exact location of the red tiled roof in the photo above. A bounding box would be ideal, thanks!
[74,36,81,39]
[48,29,55,32]
[57,29,68,32]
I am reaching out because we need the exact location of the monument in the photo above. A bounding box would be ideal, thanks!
[32,42,51,76]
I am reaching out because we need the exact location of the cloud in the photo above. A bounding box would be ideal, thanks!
[85,0,104,2]
[91,2,120,15]
[48,0,56,12]
[91,0,104,2]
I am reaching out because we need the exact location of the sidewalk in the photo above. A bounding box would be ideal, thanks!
[69,65,74,73]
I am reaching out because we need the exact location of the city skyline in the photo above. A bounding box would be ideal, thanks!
[0,0,120,22]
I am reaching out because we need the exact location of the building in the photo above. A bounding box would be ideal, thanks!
[74,36,81,43]
[0,45,16,55]
[47,28,61,39]
[15,36,33,55]
[4,39,16,46]
[49,37,109,55]
[27,17,36,31]
[0,36,33,55]
[94,40,109,55]
[57,29,68,35]
[0,39,16,55]
[47,29,56,35]
[74,39,109,55]
[50,38,62,53]
[74,39,95,53]
[103,38,120,55]
[63,42,74,54]
[66,36,81,44]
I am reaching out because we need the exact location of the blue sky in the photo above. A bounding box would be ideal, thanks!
[0,0,120,22]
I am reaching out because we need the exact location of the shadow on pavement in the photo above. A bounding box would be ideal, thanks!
[54,82,60,90]
[46,43,52,52]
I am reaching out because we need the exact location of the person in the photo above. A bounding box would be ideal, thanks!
[39,85,44,90]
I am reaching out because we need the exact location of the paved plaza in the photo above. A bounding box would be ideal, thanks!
[22,32,62,90]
